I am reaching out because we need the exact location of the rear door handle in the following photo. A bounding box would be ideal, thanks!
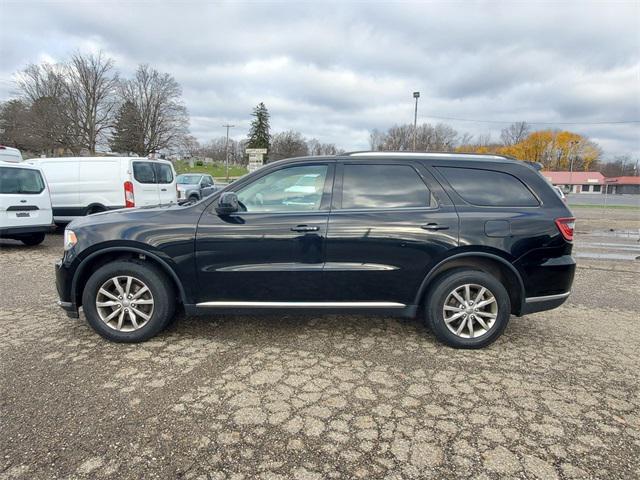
[421,223,450,231]
[161,188,167,192]
[291,225,319,232]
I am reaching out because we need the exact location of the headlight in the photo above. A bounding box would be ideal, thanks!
[64,229,78,251]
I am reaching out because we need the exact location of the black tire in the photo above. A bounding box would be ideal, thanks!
[86,206,106,215]
[21,233,45,246]
[82,260,175,343]
[425,270,511,349]
[188,195,199,203]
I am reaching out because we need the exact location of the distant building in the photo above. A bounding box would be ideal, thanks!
[604,176,640,194]
[543,171,605,194]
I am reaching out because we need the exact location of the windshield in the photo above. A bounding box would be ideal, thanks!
[177,174,202,184]
[0,167,45,194]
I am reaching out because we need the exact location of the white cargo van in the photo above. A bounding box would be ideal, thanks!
[0,145,23,163]
[28,157,177,223]
[0,162,54,245]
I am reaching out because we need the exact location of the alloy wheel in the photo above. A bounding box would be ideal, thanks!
[442,283,498,339]
[95,276,154,332]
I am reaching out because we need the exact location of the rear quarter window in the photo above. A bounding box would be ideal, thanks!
[438,167,539,207]
[155,163,174,184]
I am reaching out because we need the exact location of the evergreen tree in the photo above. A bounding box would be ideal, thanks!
[247,102,271,152]
[110,101,142,155]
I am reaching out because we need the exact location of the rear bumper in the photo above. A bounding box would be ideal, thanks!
[0,224,55,238]
[521,291,571,315]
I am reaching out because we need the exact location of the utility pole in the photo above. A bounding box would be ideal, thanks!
[223,124,235,183]
[413,91,420,152]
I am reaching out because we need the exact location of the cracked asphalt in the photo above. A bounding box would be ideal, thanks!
[1,206,639,479]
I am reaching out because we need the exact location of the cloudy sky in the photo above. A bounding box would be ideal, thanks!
[1,0,639,158]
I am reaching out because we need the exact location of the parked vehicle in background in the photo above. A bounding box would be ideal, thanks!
[0,162,54,245]
[176,174,217,203]
[0,145,23,163]
[27,157,177,223]
[552,186,567,203]
[56,152,576,348]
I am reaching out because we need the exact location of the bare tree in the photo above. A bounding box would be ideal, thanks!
[270,130,309,161]
[119,64,189,155]
[307,138,340,156]
[373,123,459,152]
[64,52,119,154]
[500,121,530,146]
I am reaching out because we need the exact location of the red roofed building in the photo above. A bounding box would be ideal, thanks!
[542,171,606,194]
[604,176,640,194]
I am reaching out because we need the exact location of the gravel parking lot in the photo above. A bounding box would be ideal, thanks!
[1,206,639,479]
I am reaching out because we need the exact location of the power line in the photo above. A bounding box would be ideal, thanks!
[422,115,640,126]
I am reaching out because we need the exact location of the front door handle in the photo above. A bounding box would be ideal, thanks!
[421,223,450,231]
[291,225,319,232]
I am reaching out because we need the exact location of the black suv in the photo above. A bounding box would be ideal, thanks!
[56,153,576,348]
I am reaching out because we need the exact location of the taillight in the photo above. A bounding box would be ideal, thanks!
[555,217,575,242]
[124,181,135,208]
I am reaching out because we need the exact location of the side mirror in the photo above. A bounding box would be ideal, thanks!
[216,192,239,215]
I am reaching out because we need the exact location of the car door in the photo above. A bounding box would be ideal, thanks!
[132,161,160,206]
[199,175,213,197]
[323,161,459,306]
[195,162,334,303]
[0,166,52,229]
[155,162,177,205]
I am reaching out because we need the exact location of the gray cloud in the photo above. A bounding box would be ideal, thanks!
[0,0,638,157]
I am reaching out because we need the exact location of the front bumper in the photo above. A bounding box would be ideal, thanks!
[55,258,78,318]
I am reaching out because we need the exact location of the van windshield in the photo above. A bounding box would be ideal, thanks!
[0,167,45,194]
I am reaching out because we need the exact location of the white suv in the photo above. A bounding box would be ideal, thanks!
[0,162,54,245]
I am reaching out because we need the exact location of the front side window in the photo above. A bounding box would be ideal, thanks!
[438,167,539,207]
[133,162,156,184]
[341,164,431,209]
[236,165,329,212]
[155,163,174,184]
[0,167,45,194]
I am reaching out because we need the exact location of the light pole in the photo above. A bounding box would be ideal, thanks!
[413,91,420,152]
[568,140,579,194]
[223,124,235,183]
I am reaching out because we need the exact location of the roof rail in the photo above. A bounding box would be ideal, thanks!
[344,151,509,160]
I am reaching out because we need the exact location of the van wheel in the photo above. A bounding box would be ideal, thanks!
[82,260,175,343]
[87,206,105,215]
[425,270,511,349]
[21,233,46,246]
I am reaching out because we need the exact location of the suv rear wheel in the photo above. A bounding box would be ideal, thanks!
[426,270,510,349]
[82,260,175,342]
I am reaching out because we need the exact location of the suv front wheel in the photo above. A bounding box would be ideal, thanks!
[426,270,511,349]
[82,260,175,342]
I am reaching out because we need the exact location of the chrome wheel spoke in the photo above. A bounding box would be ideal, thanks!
[128,310,139,329]
[131,307,150,321]
[455,317,467,335]
[96,301,119,308]
[133,299,153,305]
[112,277,125,296]
[117,310,125,330]
[475,311,497,319]
[124,276,133,296]
[468,317,475,337]
[475,297,496,309]
[475,316,489,330]
[132,286,149,299]
[444,311,465,324]
[474,287,486,303]
[444,305,463,312]
[464,284,471,303]
[451,291,465,305]
[99,288,119,301]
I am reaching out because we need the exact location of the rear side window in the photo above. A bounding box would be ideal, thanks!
[155,163,174,184]
[0,167,45,194]
[133,162,156,184]
[341,164,431,209]
[438,167,539,207]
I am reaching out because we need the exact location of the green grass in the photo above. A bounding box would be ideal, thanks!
[174,160,247,180]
